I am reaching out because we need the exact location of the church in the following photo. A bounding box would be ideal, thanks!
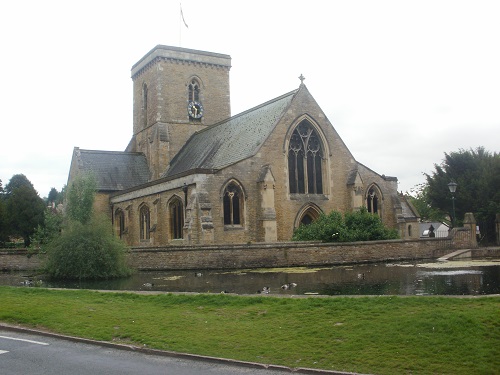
[68,45,419,246]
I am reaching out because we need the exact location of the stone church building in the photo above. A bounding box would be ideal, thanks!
[68,45,419,246]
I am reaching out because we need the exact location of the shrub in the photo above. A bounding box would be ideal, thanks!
[44,215,131,280]
[292,208,399,242]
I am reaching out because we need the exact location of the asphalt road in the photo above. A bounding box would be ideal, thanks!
[0,328,301,375]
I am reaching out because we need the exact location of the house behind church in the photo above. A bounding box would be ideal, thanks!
[68,45,419,246]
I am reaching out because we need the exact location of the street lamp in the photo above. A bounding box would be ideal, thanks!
[447,182,457,227]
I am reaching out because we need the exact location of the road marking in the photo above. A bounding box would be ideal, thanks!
[0,350,9,354]
[0,335,49,346]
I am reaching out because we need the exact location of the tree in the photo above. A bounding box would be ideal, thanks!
[407,182,446,222]
[0,179,8,244]
[425,147,500,244]
[44,173,131,279]
[292,208,398,242]
[65,173,97,224]
[29,208,63,253]
[47,187,64,206]
[4,174,46,246]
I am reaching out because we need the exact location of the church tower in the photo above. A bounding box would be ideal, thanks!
[127,45,232,179]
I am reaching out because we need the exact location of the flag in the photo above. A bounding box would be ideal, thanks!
[180,3,189,28]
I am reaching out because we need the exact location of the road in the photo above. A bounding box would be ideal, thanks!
[0,329,299,375]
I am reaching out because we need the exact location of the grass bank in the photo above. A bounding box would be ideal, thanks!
[0,286,499,374]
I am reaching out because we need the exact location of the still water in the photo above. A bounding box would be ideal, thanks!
[1,260,499,296]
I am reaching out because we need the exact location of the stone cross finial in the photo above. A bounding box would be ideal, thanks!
[299,74,305,84]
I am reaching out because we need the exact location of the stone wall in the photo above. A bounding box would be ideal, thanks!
[0,222,481,272]
[0,250,43,271]
[126,237,458,271]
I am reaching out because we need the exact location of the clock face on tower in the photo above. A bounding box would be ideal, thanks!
[188,101,204,119]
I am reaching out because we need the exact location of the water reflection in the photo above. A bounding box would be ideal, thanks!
[1,260,499,296]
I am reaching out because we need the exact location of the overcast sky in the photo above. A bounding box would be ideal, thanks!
[1,0,499,198]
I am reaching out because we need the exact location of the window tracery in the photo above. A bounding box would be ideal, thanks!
[288,120,324,194]
[366,186,381,215]
[223,182,244,226]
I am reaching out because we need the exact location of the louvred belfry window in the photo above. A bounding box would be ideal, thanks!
[188,79,200,102]
[288,121,323,194]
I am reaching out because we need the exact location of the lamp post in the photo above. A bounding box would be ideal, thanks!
[447,182,457,227]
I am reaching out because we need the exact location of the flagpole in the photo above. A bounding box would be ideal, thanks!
[179,2,188,47]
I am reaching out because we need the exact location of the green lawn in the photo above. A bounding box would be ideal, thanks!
[1,286,499,374]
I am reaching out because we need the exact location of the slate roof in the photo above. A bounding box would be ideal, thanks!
[164,89,297,177]
[401,199,419,219]
[74,149,150,191]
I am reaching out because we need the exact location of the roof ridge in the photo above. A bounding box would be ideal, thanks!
[78,148,144,156]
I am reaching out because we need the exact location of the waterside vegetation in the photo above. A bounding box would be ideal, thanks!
[0,287,498,375]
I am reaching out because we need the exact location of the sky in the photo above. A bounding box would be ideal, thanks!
[1,0,499,198]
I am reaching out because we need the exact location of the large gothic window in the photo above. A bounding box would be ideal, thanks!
[288,120,324,194]
[169,197,184,239]
[139,205,150,240]
[188,79,200,102]
[366,187,380,216]
[223,182,244,226]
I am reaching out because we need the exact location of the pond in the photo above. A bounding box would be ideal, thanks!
[1,259,499,296]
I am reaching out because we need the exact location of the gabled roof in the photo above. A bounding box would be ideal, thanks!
[164,89,298,177]
[398,194,420,220]
[72,148,150,191]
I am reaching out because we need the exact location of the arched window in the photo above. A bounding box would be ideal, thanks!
[408,224,412,237]
[223,182,244,226]
[115,209,125,239]
[169,197,184,239]
[139,205,150,240]
[295,203,322,228]
[142,83,148,127]
[288,120,323,194]
[366,186,381,216]
[188,79,200,102]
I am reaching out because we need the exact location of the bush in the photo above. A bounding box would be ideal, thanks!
[292,208,399,242]
[44,215,131,280]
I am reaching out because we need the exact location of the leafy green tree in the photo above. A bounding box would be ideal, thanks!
[65,173,97,224]
[5,174,46,246]
[0,179,8,244]
[292,209,398,242]
[44,173,131,279]
[425,147,499,243]
[47,187,64,206]
[29,208,63,253]
[407,182,446,222]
